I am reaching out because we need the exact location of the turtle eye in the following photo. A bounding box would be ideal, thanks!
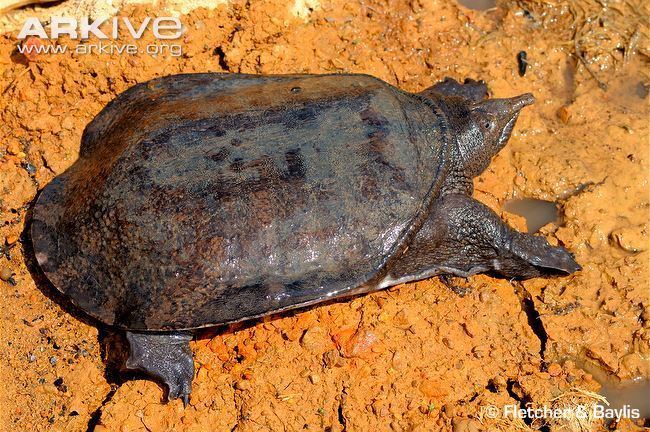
[482,117,496,132]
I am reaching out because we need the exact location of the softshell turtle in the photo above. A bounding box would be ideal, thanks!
[31,73,580,403]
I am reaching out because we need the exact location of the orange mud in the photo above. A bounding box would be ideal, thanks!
[0,0,648,431]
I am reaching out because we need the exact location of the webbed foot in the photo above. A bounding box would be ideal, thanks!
[505,233,581,278]
[125,331,194,405]
[434,193,581,279]
[390,193,581,282]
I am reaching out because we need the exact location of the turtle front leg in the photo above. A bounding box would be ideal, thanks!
[125,331,194,405]
[433,194,581,279]
[389,194,580,282]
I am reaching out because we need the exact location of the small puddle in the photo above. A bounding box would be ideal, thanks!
[457,0,496,10]
[504,198,559,233]
[576,359,650,423]
[599,379,650,421]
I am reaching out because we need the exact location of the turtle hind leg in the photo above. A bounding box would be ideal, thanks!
[433,194,581,279]
[125,331,194,406]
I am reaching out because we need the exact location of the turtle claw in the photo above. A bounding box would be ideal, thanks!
[167,373,192,407]
[125,331,194,405]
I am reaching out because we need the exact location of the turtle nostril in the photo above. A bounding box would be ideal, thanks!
[513,93,535,110]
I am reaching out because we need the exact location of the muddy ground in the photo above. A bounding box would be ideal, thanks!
[0,0,648,430]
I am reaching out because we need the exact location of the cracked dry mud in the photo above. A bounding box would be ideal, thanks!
[0,0,648,431]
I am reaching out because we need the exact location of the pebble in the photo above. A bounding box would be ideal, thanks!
[393,309,411,327]
[49,356,57,366]
[196,366,209,382]
[61,116,76,130]
[5,235,18,245]
[323,350,345,368]
[419,379,448,398]
[6,140,21,155]
[478,289,493,303]
[547,363,562,377]
[441,403,455,417]
[308,374,320,384]
[557,105,571,124]
[0,267,13,281]
[452,418,480,432]
[391,350,407,370]
[234,380,250,391]
[21,36,44,62]
[491,375,507,389]
[372,399,389,416]
[338,328,379,358]
[300,326,327,352]
[53,377,67,392]
[610,225,647,253]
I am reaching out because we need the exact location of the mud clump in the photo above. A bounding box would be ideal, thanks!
[0,0,648,430]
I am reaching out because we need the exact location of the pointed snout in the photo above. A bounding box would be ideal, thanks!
[510,93,535,112]
[492,93,535,118]
[486,93,535,147]
[478,93,535,119]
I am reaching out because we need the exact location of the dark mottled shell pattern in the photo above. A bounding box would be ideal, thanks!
[32,73,450,330]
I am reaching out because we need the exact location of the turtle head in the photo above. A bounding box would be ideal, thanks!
[455,93,535,178]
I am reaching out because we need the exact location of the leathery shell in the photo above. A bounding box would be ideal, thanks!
[31,73,451,330]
